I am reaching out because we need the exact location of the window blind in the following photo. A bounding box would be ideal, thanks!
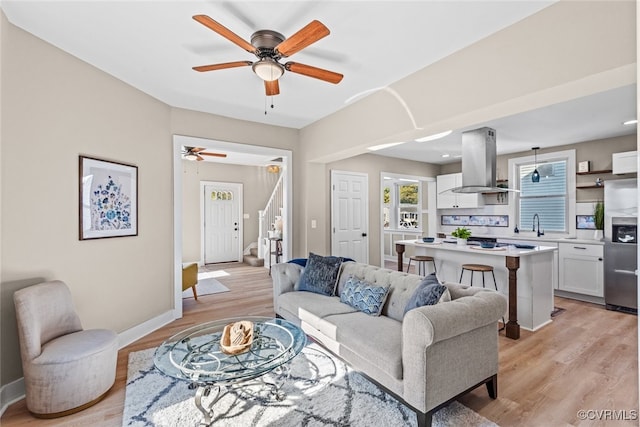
[519,161,567,232]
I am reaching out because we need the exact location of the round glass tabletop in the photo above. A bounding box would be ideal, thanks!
[154,316,306,385]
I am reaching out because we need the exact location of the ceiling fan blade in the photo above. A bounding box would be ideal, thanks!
[192,15,256,54]
[196,154,205,161]
[265,80,280,96]
[192,61,252,72]
[191,147,206,152]
[275,20,329,57]
[198,152,228,158]
[285,62,343,84]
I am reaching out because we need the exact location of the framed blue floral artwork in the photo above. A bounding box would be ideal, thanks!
[79,156,138,240]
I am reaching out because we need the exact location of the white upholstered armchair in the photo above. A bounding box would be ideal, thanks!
[13,280,118,417]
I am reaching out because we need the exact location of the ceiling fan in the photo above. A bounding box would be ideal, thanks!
[182,146,227,161]
[192,15,344,96]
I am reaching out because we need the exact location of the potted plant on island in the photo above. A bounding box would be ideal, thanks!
[451,226,472,246]
[594,201,604,240]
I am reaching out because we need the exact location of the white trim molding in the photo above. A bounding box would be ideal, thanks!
[0,309,176,416]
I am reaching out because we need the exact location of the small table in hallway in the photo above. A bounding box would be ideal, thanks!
[268,237,283,274]
[154,316,306,426]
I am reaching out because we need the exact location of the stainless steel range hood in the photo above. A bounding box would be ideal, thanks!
[450,127,514,193]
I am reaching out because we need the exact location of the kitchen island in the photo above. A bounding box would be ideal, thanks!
[395,240,558,340]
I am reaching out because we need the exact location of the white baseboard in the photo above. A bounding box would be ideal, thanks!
[0,309,177,417]
[117,309,176,349]
[0,378,25,417]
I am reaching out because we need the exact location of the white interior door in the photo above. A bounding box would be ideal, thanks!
[331,170,369,263]
[203,182,242,264]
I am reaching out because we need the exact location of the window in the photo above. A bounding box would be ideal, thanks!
[383,179,421,231]
[511,150,576,235]
[399,183,419,229]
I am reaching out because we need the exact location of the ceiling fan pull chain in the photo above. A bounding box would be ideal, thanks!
[271,96,275,109]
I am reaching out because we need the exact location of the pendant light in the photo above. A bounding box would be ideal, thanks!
[531,146,540,183]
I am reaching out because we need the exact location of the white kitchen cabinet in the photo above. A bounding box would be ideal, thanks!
[558,242,604,297]
[612,150,637,174]
[436,173,482,209]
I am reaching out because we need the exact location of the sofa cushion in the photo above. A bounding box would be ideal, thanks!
[297,253,343,295]
[338,263,423,322]
[278,292,357,331]
[340,276,390,316]
[324,311,404,380]
[403,273,447,315]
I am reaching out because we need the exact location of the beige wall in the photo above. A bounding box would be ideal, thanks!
[1,0,637,394]
[298,0,636,257]
[1,18,174,385]
[440,134,637,203]
[0,18,299,389]
[181,160,280,261]
[326,154,440,265]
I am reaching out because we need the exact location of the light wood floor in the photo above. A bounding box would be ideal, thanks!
[2,262,638,426]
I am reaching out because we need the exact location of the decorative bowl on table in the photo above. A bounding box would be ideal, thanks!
[220,320,254,355]
[422,237,435,243]
[480,241,497,249]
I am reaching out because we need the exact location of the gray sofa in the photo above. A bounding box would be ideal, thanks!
[272,261,507,427]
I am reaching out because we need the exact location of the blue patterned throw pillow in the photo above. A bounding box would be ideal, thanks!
[340,277,390,316]
[403,273,447,315]
[297,253,344,296]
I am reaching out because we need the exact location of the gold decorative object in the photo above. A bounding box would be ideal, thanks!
[220,320,254,355]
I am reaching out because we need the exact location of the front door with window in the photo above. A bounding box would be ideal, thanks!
[203,183,242,264]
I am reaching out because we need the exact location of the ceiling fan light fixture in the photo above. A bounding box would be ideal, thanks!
[252,58,284,81]
[185,153,198,161]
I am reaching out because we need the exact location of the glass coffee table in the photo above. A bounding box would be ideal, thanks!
[154,316,306,426]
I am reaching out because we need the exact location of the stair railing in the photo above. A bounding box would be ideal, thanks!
[258,173,284,261]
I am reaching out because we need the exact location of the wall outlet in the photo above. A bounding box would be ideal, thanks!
[243,213,250,219]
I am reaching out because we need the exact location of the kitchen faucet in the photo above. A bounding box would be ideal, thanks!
[532,213,544,237]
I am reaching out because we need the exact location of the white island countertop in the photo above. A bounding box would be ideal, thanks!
[398,239,558,257]
[395,239,559,340]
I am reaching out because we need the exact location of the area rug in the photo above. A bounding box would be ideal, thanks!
[123,343,498,427]
[182,277,229,299]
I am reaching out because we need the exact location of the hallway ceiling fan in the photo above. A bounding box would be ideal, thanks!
[182,146,227,161]
[191,15,344,96]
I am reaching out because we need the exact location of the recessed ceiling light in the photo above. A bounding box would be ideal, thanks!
[453,154,462,158]
[415,130,453,142]
[623,119,638,126]
[441,154,450,158]
[367,142,404,151]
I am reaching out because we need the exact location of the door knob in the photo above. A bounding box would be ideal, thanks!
[362,233,367,237]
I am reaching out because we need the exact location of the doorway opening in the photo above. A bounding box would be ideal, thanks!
[173,134,292,319]
[380,172,436,269]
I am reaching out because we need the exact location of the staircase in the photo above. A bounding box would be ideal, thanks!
[243,246,264,267]
[257,173,284,266]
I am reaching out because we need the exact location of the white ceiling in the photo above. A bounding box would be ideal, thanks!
[2,1,636,165]
[376,84,637,164]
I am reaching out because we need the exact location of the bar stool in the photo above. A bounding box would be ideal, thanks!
[407,255,436,276]
[459,264,496,290]
[459,264,505,331]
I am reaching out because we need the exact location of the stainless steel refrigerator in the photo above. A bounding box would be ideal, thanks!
[604,178,637,313]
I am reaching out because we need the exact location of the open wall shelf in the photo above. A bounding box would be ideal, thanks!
[576,169,612,176]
